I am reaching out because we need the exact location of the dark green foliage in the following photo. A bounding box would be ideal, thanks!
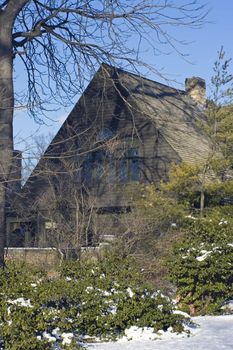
[0,253,186,349]
[169,213,233,314]
[60,252,185,336]
[0,265,65,350]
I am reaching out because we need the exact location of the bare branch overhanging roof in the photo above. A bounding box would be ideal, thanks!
[111,65,212,164]
[24,63,213,191]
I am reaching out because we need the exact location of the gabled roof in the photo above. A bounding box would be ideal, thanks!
[24,63,212,192]
[109,65,212,164]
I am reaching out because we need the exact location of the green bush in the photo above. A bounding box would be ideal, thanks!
[0,264,79,350]
[169,213,233,314]
[0,252,186,349]
[120,184,186,291]
[60,252,186,336]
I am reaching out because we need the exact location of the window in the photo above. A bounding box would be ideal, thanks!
[83,150,106,185]
[119,148,140,183]
[97,128,113,141]
[83,147,140,185]
[108,159,116,183]
[94,151,105,181]
[83,155,92,184]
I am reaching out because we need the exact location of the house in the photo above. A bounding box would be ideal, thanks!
[6,64,212,251]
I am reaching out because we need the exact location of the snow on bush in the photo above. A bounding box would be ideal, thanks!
[0,253,188,349]
[169,214,233,315]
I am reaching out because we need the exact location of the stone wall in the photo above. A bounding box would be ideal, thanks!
[4,248,63,271]
[4,246,109,270]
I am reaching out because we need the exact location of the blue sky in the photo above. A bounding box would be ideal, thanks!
[13,0,233,156]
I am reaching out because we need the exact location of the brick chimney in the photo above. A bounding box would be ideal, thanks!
[185,77,206,105]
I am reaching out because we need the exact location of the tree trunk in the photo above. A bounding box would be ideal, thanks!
[0,0,29,267]
[200,190,205,217]
[0,22,14,267]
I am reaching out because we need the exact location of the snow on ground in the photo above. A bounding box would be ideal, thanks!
[86,315,233,350]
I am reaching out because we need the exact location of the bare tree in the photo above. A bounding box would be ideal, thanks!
[21,132,54,182]
[9,128,128,254]
[0,0,207,266]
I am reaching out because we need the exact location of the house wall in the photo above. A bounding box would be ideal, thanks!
[54,70,181,208]
[11,67,183,246]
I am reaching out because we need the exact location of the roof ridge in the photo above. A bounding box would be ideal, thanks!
[101,63,185,94]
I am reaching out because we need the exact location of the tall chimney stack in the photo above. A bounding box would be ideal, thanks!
[185,77,206,105]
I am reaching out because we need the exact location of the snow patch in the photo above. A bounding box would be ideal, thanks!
[126,287,134,298]
[86,316,233,350]
[221,300,233,313]
[173,310,190,318]
[61,332,74,345]
[42,331,56,342]
[8,298,33,308]
[196,250,212,261]
[118,326,157,342]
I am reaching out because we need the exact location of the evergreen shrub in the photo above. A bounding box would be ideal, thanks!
[0,252,186,349]
[169,213,233,314]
